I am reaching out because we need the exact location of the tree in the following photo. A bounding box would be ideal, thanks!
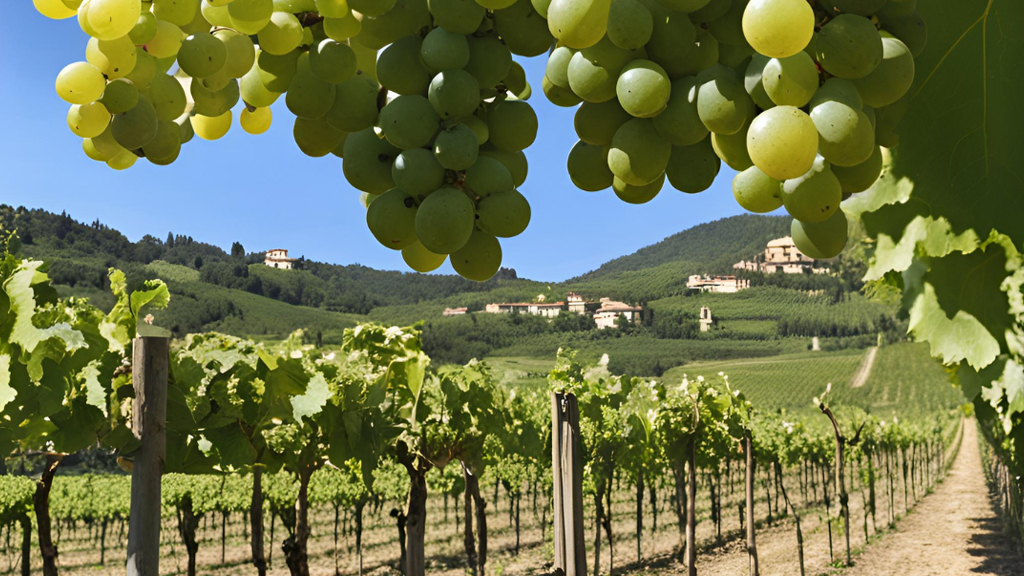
[231,242,245,258]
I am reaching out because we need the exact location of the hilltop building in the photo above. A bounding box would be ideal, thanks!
[686,275,751,293]
[592,298,643,329]
[483,301,566,318]
[733,236,831,274]
[264,248,298,270]
[700,306,713,332]
[442,307,468,316]
[481,293,642,329]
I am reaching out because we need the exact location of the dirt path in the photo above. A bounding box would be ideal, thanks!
[850,347,878,388]
[844,421,1023,576]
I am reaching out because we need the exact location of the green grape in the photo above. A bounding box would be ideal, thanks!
[316,0,350,17]
[608,118,671,186]
[83,137,111,162]
[465,156,514,196]
[228,0,274,34]
[352,0,431,50]
[324,13,362,40]
[294,117,347,156]
[479,146,528,186]
[616,60,671,118]
[873,97,907,147]
[366,188,419,250]
[878,0,917,20]
[420,27,470,73]
[216,30,257,79]
[111,95,159,150]
[129,11,158,44]
[201,1,233,27]
[853,35,914,107]
[613,173,664,204]
[531,0,551,15]
[258,12,303,56]
[732,165,783,212]
[743,54,776,110]
[477,190,531,237]
[652,78,708,146]
[719,42,754,68]
[880,10,926,57]
[146,74,188,121]
[791,208,848,259]
[815,14,883,79]
[762,51,819,107]
[177,115,195,143]
[379,95,441,150]
[155,54,178,76]
[177,33,227,79]
[56,62,106,104]
[67,102,110,138]
[672,30,719,78]
[546,45,575,89]
[504,62,531,99]
[85,36,136,80]
[653,0,710,10]
[86,0,141,40]
[689,0,730,23]
[697,65,753,136]
[567,37,636,103]
[546,0,610,49]
[99,78,139,114]
[106,148,139,170]
[644,5,696,77]
[832,145,883,193]
[465,34,513,89]
[451,229,502,281]
[343,127,400,192]
[606,0,652,50]
[543,76,583,107]
[191,77,239,116]
[305,40,353,84]
[476,0,517,8]
[146,20,184,59]
[711,121,753,170]
[89,125,127,159]
[567,141,612,191]
[742,0,814,58]
[575,99,630,146]
[77,0,98,37]
[706,0,746,46]
[494,0,554,57]
[811,101,875,167]
[257,49,299,92]
[180,2,215,33]
[665,139,720,193]
[462,114,489,144]
[428,69,480,120]
[809,77,862,110]
[241,64,282,107]
[414,186,476,253]
[142,119,183,165]
[152,0,198,27]
[782,156,842,223]
[393,148,446,197]
[240,106,273,134]
[286,54,336,119]
[433,124,479,170]
[35,0,77,19]
[486,100,537,152]
[746,106,818,180]
[350,0,396,15]
[377,35,431,95]
[325,74,379,131]
[403,241,447,273]
[821,0,887,16]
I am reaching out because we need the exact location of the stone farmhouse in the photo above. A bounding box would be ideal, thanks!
[264,248,298,270]
[686,275,751,293]
[733,236,831,275]
[480,292,642,329]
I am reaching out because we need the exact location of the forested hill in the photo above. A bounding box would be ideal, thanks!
[572,215,792,280]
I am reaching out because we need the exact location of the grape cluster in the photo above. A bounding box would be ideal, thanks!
[543,0,923,259]
[41,0,545,281]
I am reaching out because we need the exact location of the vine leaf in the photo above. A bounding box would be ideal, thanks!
[5,261,85,354]
[292,372,330,423]
[0,354,13,413]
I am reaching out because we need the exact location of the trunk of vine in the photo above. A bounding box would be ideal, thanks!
[745,435,759,576]
[467,469,488,576]
[901,448,909,512]
[636,473,644,562]
[221,511,228,564]
[247,467,264,573]
[269,511,275,569]
[774,462,804,576]
[403,466,428,576]
[867,451,877,531]
[672,462,686,553]
[333,505,340,575]
[604,483,614,575]
[649,473,658,534]
[283,468,313,576]
[100,518,107,566]
[19,513,31,576]
[514,494,521,556]
[175,496,201,576]
[354,501,365,576]
[821,465,833,564]
[33,454,63,576]
[462,464,478,576]
[593,487,604,576]
[686,440,697,576]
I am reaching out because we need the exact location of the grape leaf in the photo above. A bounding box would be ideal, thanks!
[0,354,14,413]
[5,261,85,354]
[292,372,330,423]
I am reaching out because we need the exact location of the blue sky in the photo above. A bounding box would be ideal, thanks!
[0,3,763,282]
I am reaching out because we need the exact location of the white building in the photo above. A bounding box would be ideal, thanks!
[686,275,751,293]
[443,307,468,316]
[733,237,831,275]
[593,298,643,330]
[484,301,565,318]
[265,248,298,270]
[700,306,713,332]
[483,293,643,327]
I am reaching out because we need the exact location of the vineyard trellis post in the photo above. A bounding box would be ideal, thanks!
[551,392,586,576]
[126,335,169,576]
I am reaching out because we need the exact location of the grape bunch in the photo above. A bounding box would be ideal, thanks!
[40,0,546,281]
[542,0,923,259]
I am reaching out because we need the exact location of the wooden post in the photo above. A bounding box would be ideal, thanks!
[126,336,169,576]
[551,392,586,576]
[745,434,759,576]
